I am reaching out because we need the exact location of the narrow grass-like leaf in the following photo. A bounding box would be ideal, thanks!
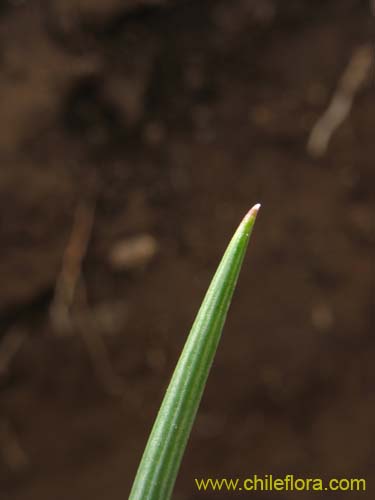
[129,204,260,500]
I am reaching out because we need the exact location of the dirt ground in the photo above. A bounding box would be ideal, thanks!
[0,1,374,499]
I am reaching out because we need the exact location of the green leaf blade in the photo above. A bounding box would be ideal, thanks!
[129,204,260,500]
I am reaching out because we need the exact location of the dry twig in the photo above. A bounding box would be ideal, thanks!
[307,44,372,157]
[50,201,96,332]
[50,200,124,397]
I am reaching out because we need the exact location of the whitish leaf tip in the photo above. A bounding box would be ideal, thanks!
[243,203,261,223]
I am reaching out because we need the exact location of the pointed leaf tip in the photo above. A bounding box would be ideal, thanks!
[243,203,261,223]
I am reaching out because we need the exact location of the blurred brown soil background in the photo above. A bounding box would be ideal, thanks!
[0,1,374,499]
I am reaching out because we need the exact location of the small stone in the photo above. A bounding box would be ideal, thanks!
[109,234,158,270]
